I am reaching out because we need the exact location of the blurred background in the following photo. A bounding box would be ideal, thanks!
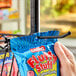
[0,0,76,59]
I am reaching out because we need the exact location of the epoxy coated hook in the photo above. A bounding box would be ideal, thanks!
[37,31,71,39]
[0,33,25,37]
[0,31,71,43]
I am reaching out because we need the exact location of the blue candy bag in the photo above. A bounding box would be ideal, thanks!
[10,31,60,76]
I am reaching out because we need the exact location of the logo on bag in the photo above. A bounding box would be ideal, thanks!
[30,46,45,53]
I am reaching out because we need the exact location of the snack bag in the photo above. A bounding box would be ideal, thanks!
[0,10,3,19]
[0,0,12,8]
[0,31,12,40]
[10,31,60,76]
[0,52,18,76]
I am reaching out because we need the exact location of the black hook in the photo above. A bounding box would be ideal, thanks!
[1,48,8,76]
[37,31,71,39]
[0,33,26,43]
[0,36,10,76]
[9,54,14,76]
[0,35,10,43]
[0,33,25,37]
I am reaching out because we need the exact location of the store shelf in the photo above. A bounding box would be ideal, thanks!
[0,19,19,24]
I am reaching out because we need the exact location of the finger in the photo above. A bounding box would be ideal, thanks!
[60,43,75,64]
[54,42,69,65]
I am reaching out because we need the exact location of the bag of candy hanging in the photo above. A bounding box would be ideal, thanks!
[10,31,60,76]
[0,52,18,76]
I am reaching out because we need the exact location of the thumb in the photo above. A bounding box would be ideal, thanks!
[54,42,69,65]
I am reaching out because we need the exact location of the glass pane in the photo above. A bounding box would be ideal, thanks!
[26,0,31,35]
[40,0,76,38]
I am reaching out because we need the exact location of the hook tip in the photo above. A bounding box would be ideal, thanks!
[68,31,71,35]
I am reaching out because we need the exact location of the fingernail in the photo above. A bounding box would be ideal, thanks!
[55,42,61,48]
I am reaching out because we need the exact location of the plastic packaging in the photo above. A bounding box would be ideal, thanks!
[0,0,12,8]
[0,52,18,76]
[10,31,60,76]
[0,8,19,20]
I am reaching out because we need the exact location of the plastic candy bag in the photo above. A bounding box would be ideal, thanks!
[10,31,60,76]
[0,52,18,76]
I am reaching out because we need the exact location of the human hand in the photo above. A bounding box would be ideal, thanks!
[54,42,76,76]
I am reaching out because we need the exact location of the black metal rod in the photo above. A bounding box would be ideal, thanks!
[35,0,40,32]
[0,47,9,52]
[0,34,26,43]
[0,33,26,37]
[31,0,40,33]
[37,31,71,39]
[0,46,4,49]
[1,51,7,76]
[0,31,71,43]
[9,54,14,76]
[0,38,10,76]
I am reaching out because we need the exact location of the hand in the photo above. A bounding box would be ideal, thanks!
[54,42,76,76]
